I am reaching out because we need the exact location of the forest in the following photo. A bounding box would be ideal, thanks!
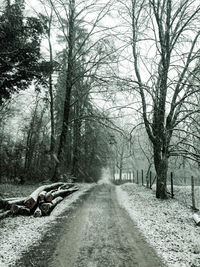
[0,0,200,199]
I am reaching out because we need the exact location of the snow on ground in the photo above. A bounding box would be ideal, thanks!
[0,183,94,267]
[116,183,200,267]
[172,185,200,209]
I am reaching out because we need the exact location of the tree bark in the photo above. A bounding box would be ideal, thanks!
[39,191,47,202]
[0,210,11,220]
[154,146,168,199]
[11,204,31,216]
[52,186,78,199]
[52,0,75,181]
[0,198,7,209]
[45,190,54,202]
[72,103,82,177]
[47,9,56,156]
[5,197,26,210]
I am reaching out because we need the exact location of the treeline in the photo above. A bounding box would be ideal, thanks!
[2,0,200,199]
[0,0,113,183]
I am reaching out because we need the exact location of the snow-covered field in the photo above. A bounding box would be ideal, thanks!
[173,185,200,209]
[116,183,200,267]
[0,183,94,267]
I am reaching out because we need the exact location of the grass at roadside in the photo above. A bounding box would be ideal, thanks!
[0,183,41,198]
[116,183,200,267]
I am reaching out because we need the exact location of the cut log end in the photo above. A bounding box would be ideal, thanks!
[0,182,78,219]
[45,191,54,202]
[41,196,63,216]
[24,197,36,210]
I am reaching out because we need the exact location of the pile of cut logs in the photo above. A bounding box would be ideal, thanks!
[0,182,79,219]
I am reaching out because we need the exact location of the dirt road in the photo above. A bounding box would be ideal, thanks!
[49,184,165,267]
[15,184,165,267]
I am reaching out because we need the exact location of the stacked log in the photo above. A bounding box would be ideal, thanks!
[52,186,79,199]
[0,198,8,209]
[41,196,63,216]
[39,191,47,202]
[0,210,11,219]
[11,205,31,216]
[0,182,79,220]
[24,182,64,210]
[45,191,54,202]
[5,197,27,210]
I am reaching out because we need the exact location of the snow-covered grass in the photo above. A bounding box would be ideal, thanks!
[173,185,200,209]
[0,183,94,267]
[0,183,38,198]
[150,184,200,210]
[116,183,200,267]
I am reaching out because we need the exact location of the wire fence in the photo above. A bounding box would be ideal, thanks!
[112,169,200,211]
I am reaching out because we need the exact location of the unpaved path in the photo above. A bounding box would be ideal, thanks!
[48,184,165,267]
[14,184,165,267]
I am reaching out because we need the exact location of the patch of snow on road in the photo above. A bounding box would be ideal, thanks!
[0,183,94,267]
[116,183,200,267]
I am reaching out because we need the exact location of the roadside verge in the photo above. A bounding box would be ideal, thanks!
[116,183,200,267]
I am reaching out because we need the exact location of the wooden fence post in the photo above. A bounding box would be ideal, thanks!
[137,170,139,184]
[150,171,152,189]
[171,172,174,198]
[142,169,144,186]
[146,171,149,188]
[191,176,198,211]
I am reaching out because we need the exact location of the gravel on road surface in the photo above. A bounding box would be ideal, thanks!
[14,184,165,267]
[49,184,165,267]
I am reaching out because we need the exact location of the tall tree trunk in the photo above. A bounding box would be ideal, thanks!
[119,156,123,180]
[46,10,56,178]
[52,0,75,181]
[48,10,55,154]
[119,167,122,180]
[154,145,168,199]
[72,98,82,178]
[72,121,81,178]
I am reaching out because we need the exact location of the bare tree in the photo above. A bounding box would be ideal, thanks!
[46,0,115,180]
[117,0,200,198]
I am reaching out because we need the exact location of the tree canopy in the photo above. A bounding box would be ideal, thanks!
[0,2,44,104]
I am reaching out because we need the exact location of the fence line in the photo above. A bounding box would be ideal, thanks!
[112,169,200,210]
